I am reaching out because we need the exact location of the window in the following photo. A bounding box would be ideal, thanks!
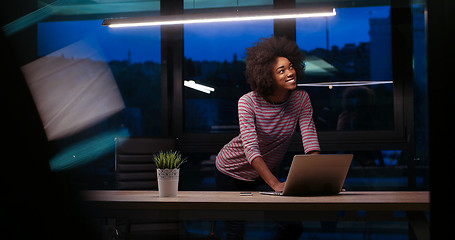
[183,5,397,134]
[296,6,394,131]
[184,20,273,132]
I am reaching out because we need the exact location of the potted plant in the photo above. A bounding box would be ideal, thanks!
[153,150,187,197]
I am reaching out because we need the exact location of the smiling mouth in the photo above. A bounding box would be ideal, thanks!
[286,78,296,83]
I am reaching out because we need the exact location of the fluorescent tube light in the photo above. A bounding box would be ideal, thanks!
[298,81,393,88]
[103,7,336,28]
[184,80,215,94]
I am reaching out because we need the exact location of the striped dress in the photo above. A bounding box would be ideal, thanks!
[216,90,320,181]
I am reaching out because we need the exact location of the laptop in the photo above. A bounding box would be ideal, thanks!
[260,154,353,196]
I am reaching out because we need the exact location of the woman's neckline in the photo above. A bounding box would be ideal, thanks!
[256,91,293,106]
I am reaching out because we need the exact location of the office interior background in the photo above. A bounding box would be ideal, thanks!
[1,0,453,239]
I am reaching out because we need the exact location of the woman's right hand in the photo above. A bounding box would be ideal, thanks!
[272,181,286,192]
[251,156,285,192]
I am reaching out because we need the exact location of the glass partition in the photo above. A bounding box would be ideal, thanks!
[184,20,273,132]
[37,19,161,188]
[296,5,394,131]
[38,20,162,137]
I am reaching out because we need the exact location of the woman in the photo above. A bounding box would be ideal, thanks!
[215,36,320,239]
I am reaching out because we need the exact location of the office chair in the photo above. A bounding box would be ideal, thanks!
[115,137,176,190]
[114,137,183,239]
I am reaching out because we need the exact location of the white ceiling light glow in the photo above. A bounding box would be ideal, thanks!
[103,7,336,28]
[184,80,215,94]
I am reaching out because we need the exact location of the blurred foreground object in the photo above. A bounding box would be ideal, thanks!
[21,38,124,140]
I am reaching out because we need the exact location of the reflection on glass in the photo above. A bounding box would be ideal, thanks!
[184,20,273,132]
[22,37,125,140]
[337,86,380,131]
[38,19,161,137]
[36,19,161,187]
[302,84,393,131]
[297,6,394,131]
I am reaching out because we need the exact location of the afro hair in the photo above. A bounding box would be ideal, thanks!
[245,36,305,97]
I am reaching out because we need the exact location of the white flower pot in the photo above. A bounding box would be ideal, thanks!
[157,168,180,197]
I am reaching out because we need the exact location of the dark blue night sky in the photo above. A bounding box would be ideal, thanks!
[37,6,389,63]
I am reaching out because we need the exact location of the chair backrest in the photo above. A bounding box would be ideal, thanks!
[115,137,176,190]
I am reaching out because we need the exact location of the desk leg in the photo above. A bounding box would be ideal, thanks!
[407,211,429,240]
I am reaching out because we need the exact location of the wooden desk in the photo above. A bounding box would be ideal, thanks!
[82,191,429,239]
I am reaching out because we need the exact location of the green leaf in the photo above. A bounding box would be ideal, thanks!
[153,150,187,169]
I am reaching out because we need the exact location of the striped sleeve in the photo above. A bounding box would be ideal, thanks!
[299,91,321,153]
[238,95,262,164]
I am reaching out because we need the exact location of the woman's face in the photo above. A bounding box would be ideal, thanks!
[272,57,297,93]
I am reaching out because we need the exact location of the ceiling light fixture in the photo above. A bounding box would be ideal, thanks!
[103,7,336,28]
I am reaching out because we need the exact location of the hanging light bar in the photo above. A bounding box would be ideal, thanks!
[103,7,336,28]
